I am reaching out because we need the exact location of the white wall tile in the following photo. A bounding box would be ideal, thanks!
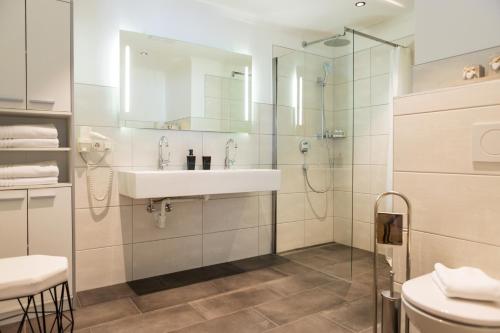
[305,217,334,246]
[277,136,303,165]
[333,166,352,192]
[75,206,132,250]
[75,126,132,167]
[133,236,202,280]
[354,107,371,136]
[333,190,352,219]
[203,196,259,233]
[353,165,371,193]
[202,132,259,167]
[277,192,305,223]
[354,79,371,108]
[370,135,389,165]
[74,84,118,127]
[371,44,391,76]
[203,228,259,265]
[354,50,370,80]
[277,105,303,136]
[353,193,373,223]
[333,217,352,246]
[259,225,273,255]
[74,167,132,209]
[277,221,304,252]
[133,201,202,243]
[278,165,305,193]
[76,245,132,291]
[354,136,370,165]
[305,191,333,220]
[371,74,390,106]
[259,134,273,165]
[132,129,203,168]
[259,195,272,226]
[371,104,391,135]
[353,221,372,251]
[371,165,388,195]
[258,103,274,135]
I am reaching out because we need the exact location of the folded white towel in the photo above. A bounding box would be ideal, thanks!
[432,263,500,302]
[0,124,58,140]
[0,177,58,187]
[0,161,59,179]
[0,138,59,148]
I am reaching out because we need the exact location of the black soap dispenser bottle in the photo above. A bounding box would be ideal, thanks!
[187,149,196,170]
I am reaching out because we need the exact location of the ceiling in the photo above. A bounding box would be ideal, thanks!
[196,0,414,34]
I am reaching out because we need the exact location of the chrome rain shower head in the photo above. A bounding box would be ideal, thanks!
[324,38,351,47]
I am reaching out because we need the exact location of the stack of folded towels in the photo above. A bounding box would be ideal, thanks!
[432,263,500,302]
[0,124,59,148]
[0,161,59,187]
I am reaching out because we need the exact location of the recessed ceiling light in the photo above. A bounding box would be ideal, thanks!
[355,1,366,7]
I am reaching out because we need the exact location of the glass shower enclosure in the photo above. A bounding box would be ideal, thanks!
[273,28,410,281]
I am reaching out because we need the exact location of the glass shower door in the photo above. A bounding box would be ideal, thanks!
[273,30,355,281]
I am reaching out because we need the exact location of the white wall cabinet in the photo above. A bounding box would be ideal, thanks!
[28,187,72,284]
[0,186,72,271]
[0,0,71,113]
[0,190,27,258]
[0,0,27,110]
[26,0,71,112]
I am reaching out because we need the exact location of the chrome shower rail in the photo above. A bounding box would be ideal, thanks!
[302,27,406,48]
[373,191,412,333]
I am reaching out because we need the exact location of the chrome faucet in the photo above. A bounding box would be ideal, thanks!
[159,136,170,170]
[224,138,238,169]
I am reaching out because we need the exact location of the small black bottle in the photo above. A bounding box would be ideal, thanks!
[187,149,196,170]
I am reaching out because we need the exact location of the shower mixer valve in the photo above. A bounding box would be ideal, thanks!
[299,139,310,153]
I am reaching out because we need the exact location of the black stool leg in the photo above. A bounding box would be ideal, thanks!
[64,282,74,331]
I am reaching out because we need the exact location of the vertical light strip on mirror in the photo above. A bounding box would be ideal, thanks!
[292,71,298,126]
[124,45,131,113]
[298,76,303,126]
[244,66,249,121]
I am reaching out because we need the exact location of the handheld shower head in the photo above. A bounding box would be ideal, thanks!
[318,62,333,84]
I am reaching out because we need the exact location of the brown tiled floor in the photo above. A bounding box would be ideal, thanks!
[1,243,392,333]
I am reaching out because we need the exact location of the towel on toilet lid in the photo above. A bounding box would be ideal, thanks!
[432,263,500,303]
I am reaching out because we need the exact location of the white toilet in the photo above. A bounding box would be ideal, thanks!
[402,274,500,333]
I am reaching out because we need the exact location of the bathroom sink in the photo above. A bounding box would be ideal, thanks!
[118,169,281,199]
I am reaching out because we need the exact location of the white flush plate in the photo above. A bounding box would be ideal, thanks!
[473,122,500,162]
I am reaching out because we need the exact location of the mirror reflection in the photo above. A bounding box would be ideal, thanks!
[120,31,253,132]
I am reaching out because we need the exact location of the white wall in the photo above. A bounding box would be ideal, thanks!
[415,0,500,64]
[74,0,320,104]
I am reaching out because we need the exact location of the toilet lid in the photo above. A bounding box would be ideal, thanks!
[402,273,500,327]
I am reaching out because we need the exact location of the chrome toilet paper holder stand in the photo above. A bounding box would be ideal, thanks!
[373,191,412,333]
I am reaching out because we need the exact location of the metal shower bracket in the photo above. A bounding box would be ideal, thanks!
[373,191,412,333]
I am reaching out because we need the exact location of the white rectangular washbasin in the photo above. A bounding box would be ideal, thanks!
[118,169,281,199]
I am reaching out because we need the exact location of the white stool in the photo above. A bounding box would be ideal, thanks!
[0,255,74,333]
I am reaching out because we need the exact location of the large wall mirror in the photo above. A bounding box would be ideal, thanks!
[119,31,253,133]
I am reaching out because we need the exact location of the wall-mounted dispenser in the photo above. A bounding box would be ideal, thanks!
[78,126,113,202]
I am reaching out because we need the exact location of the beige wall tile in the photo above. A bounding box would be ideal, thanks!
[395,171,500,246]
[133,236,202,280]
[203,228,259,266]
[353,193,373,223]
[333,217,352,246]
[305,191,333,220]
[353,221,372,251]
[278,165,305,193]
[259,195,273,226]
[76,245,132,291]
[203,197,259,233]
[304,217,334,247]
[277,221,304,252]
[394,79,500,116]
[277,192,305,223]
[75,206,132,250]
[133,201,202,243]
[394,105,500,174]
